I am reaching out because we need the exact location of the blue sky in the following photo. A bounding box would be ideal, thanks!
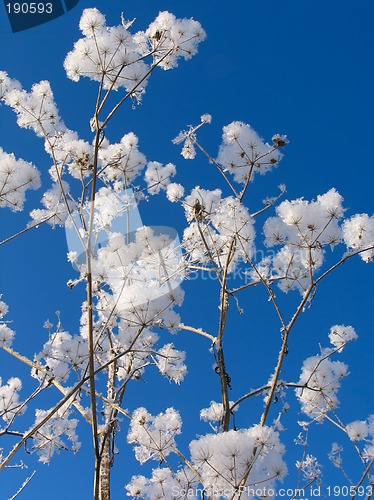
[0,1,373,498]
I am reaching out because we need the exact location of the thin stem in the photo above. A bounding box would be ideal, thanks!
[230,385,270,412]
[101,48,174,128]
[0,215,55,246]
[217,239,235,431]
[351,460,374,500]
[8,470,37,500]
[1,345,90,422]
[179,323,216,343]
[260,284,314,426]
[0,330,144,472]
[85,95,105,499]
[315,245,374,286]
[192,138,239,198]
[174,449,205,485]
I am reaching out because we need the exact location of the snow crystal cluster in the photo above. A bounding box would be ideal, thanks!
[295,325,357,421]
[33,330,89,383]
[262,189,344,292]
[189,426,287,498]
[182,187,255,271]
[328,442,344,468]
[342,213,374,263]
[64,8,148,93]
[166,183,185,202]
[0,72,94,202]
[134,11,206,70]
[295,454,322,482]
[172,118,373,294]
[0,7,206,229]
[172,113,212,160]
[225,189,342,293]
[200,400,237,426]
[246,189,374,293]
[30,180,75,228]
[126,467,198,499]
[329,415,374,471]
[0,301,23,423]
[265,188,345,248]
[88,218,187,384]
[101,319,185,385]
[155,344,187,384]
[64,8,205,94]
[31,403,80,463]
[328,324,358,352]
[345,415,374,459]
[0,71,177,227]
[0,377,24,424]
[32,285,186,387]
[0,297,15,348]
[91,224,185,312]
[216,122,285,184]
[144,161,176,194]
[128,407,182,464]
[98,132,146,186]
[0,71,80,225]
[59,187,187,385]
[0,147,40,211]
[0,75,64,139]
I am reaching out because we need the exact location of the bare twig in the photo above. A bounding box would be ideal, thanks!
[260,284,314,426]
[0,215,55,246]
[8,470,37,500]
[179,323,216,343]
[1,345,90,422]
[351,459,374,500]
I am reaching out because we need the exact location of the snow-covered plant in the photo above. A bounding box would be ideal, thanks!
[0,5,373,500]
[0,377,25,423]
[31,403,80,463]
[296,454,322,482]
[0,298,15,348]
[295,326,355,422]
[343,214,374,263]
[189,425,287,497]
[328,415,374,481]
[296,349,347,420]
[0,147,40,211]
[128,407,182,464]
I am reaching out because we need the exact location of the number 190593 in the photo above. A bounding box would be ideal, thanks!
[6,3,53,14]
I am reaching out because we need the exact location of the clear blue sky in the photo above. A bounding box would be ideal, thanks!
[0,1,373,498]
